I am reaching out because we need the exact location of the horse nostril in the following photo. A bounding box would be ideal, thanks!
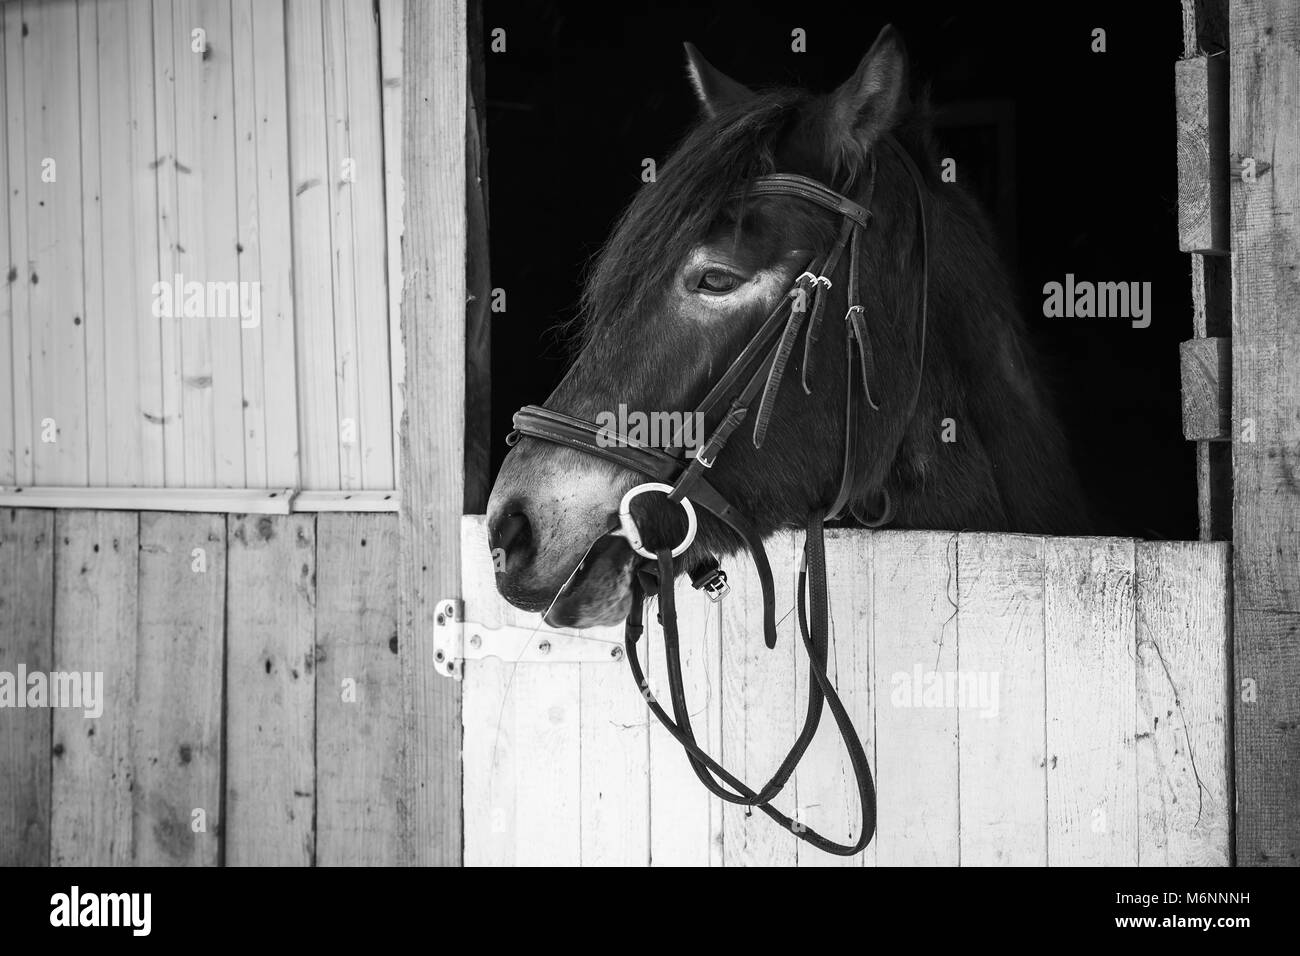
[488,510,533,573]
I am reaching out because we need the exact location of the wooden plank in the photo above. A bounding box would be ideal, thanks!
[292,490,399,512]
[397,0,464,866]
[248,0,298,488]
[0,509,54,865]
[646,566,723,867]
[459,516,582,866]
[26,0,88,485]
[1176,55,1229,255]
[322,0,363,491]
[172,0,244,487]
[1044,537,1138,866]
[343,0,395,491]
[286,0,340,490]
[98,0,164,487]
[793,527,872,867]
[1188,256,1232,541]
[1180,337,1231,440]
[0,13,12,485]
[957,533,1046,865]
[579,638,649,866]
[152,0,186,486]
[231,0,269,489]
[460,518,519,866]
[1136,541,1231,865]
[870,529,959,866]
[1229,0,1300,866]
[128,0,166,487]
[720,533,798,866]
[0,486,293,513]
[225,513,316,865]
[315,513,403,865]
[378,0,405,488]
[4,2,34,486]
[1197,442,1232,542]
[50,510,138,866]
[78,0,107,486]
[133,512,223,866]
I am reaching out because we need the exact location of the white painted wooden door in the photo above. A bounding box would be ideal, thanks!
[459,517,1230,866]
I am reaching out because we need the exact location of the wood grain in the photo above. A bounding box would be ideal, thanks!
[1176,55,1229,255]
[795,527,873,867]
[0,509,54,865]
[646,553,723,867]
[957,533,1047,865]
[1044,537,1138,865]
[720,533,798,866]
[871,529,958,866]
[286,0,341,490]
[1180,337,1231,441]
[224,513,316,865]
[133,512,224,866]
[50,510,138,866]
[1136,541,1231,865]
[397,0,464,866]
[1229,0,1300,866]
[25,0,87,485]
[314,513,403,865]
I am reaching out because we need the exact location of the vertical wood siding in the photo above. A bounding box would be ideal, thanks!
[0,0,399,493]
[458,517,1233,867]
[0,506,414,865]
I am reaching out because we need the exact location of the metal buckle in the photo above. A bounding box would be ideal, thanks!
[694,446,715,468]
[612,482,697,560]
[697,568,730,602]
[795,271,833,290]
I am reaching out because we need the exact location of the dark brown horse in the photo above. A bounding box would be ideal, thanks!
[488,26,1090,627]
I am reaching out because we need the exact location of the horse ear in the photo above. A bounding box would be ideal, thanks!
[683,43,754,117]
[829,25,910,155]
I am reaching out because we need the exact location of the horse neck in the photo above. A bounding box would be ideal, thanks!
[887,187,1090,535]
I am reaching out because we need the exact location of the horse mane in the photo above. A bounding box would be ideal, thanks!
[570,92,798,348]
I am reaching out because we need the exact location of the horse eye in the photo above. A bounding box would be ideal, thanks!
[697,270,739,294]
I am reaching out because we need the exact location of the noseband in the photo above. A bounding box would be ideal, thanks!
[508,133,930,855]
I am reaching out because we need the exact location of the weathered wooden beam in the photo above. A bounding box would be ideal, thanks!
[1230,0,1300,866]
[1176,55,1229,255]
[398,0,464,866]
[1179,337,1231,440]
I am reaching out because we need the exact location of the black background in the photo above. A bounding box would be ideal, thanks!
[484,0,1196,539]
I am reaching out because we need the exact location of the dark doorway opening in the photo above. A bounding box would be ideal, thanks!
[484,0,1195,539]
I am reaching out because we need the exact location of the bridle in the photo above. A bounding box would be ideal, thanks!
[507,132,930,855]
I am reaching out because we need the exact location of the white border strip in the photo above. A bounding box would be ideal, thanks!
[0,487,401,513]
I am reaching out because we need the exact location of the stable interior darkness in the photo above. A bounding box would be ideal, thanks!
[485,0,1196,540]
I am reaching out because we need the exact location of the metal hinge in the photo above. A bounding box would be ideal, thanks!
[432,598,625,680]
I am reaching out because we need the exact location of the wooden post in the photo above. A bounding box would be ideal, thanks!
[1178,0,1232,544]
[398,0,466,865]
[1230,0,1300,865]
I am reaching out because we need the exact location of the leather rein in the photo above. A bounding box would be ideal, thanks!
[508,133,930,855]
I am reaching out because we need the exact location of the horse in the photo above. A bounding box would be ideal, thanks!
[487,25,1091,630]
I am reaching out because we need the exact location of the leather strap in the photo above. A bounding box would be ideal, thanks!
[624,510,876,855]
